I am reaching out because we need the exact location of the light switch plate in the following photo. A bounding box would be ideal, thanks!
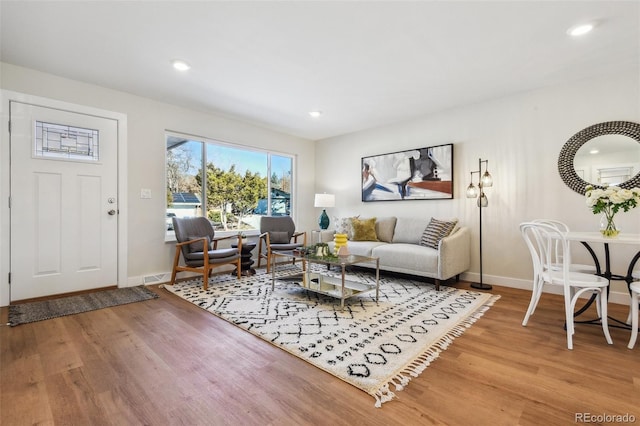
[140,188,152,199]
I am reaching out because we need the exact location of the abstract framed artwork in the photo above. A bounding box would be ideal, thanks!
[362,143,453,202]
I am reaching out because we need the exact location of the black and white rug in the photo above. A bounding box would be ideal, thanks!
[163,266,499,407]
[8,286,159,326]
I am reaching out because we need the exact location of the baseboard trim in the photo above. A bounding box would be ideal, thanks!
[127,269,632,306]
[461,272,631,306]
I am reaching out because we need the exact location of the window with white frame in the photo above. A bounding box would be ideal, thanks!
[165,133,294,235]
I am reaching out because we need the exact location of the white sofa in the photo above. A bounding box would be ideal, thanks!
[320,216,471,290]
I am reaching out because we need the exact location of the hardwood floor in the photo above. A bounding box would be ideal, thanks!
[1,279,639,425]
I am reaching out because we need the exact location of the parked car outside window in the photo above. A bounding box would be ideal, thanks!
[166,213,176,230]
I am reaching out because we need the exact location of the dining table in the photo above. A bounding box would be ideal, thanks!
[564,231,640,328]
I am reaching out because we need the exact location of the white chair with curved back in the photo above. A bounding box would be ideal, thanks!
[531,219,597,274]
[520,221,612,350]
[628,276,640,349]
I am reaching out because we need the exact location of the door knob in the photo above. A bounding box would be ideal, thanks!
[108,209,116,216]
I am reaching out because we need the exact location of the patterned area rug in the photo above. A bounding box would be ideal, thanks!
[163,266,499,407]
[8,286,159,326]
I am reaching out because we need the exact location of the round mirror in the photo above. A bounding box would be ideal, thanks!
[558,121,640,194]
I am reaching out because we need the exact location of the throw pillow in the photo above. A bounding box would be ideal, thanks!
[375,216,397,243]
[334,215,359,239]
[269,231,291,244]
[351,217,379,241]
[420,218,458,249]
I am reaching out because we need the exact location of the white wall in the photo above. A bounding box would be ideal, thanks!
[2,62,639,306]
[315,71,640,303]
[0,62,317,305]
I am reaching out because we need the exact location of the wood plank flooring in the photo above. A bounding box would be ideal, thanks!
[1,279,639,425]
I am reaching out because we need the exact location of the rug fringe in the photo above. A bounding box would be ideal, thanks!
[371,293,500,407]
[374,383,397,408]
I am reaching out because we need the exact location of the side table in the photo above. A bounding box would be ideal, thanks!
[232,242,256,276]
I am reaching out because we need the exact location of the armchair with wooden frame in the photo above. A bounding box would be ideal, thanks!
[170,216,242,290]
[257,216,306,273]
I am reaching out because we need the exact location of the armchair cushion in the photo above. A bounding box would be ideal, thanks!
[269,231,290,244]
[187,235,211,253]
[269,243,304,251]
[185,248,239,262]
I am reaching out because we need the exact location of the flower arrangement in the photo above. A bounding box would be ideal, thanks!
[298,243,337,259]
[585,184,640,237]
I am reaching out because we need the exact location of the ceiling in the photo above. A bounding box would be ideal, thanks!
[1,1,638,141]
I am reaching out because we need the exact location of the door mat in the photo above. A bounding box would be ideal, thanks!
[8,286,158,326]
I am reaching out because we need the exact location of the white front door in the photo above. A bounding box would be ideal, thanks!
[9,101,119,301]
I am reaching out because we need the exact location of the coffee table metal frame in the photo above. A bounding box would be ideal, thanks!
[271,251,380,310]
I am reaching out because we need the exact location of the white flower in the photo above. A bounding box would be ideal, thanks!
[618,189,634,200]
[610,192,625,204]
[584,184,639,216]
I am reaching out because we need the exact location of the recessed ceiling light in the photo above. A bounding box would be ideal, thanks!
[309,111,323,118]
[172,60,191,71]
[590,149,599,154]
[567,23,594,37]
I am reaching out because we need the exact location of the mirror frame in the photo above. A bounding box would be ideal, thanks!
[558,120,640,195]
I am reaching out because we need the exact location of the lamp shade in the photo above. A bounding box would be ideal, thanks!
[481,171,493,187]
[314,193,335,208]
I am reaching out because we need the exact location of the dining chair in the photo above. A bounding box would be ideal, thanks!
[170,217,242,290]
[520,222,613,349]
[531,219,596,274]
[257,216,307,273]
[628,281,640,349]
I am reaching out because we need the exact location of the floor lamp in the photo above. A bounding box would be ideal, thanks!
[466,158,493,290]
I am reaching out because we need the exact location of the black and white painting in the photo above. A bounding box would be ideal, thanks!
[362,143,453,201]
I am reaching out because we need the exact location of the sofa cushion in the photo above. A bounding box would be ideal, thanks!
[420,218,458,249]
[392,217,431,244]
[372,243,438,274]
[341,240,386,257]
[375,216,397,243]
[334,215,359,239]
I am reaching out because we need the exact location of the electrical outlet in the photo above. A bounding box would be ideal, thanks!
[140,188,152,199]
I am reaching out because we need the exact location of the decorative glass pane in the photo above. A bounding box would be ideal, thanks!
[34,121,99,162]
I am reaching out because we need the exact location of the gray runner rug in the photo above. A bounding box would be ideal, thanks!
[8,286,158,326]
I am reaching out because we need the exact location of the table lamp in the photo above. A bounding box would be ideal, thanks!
[314,193,335,230]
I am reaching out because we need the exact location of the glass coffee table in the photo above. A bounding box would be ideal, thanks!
[271,251,379,310]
